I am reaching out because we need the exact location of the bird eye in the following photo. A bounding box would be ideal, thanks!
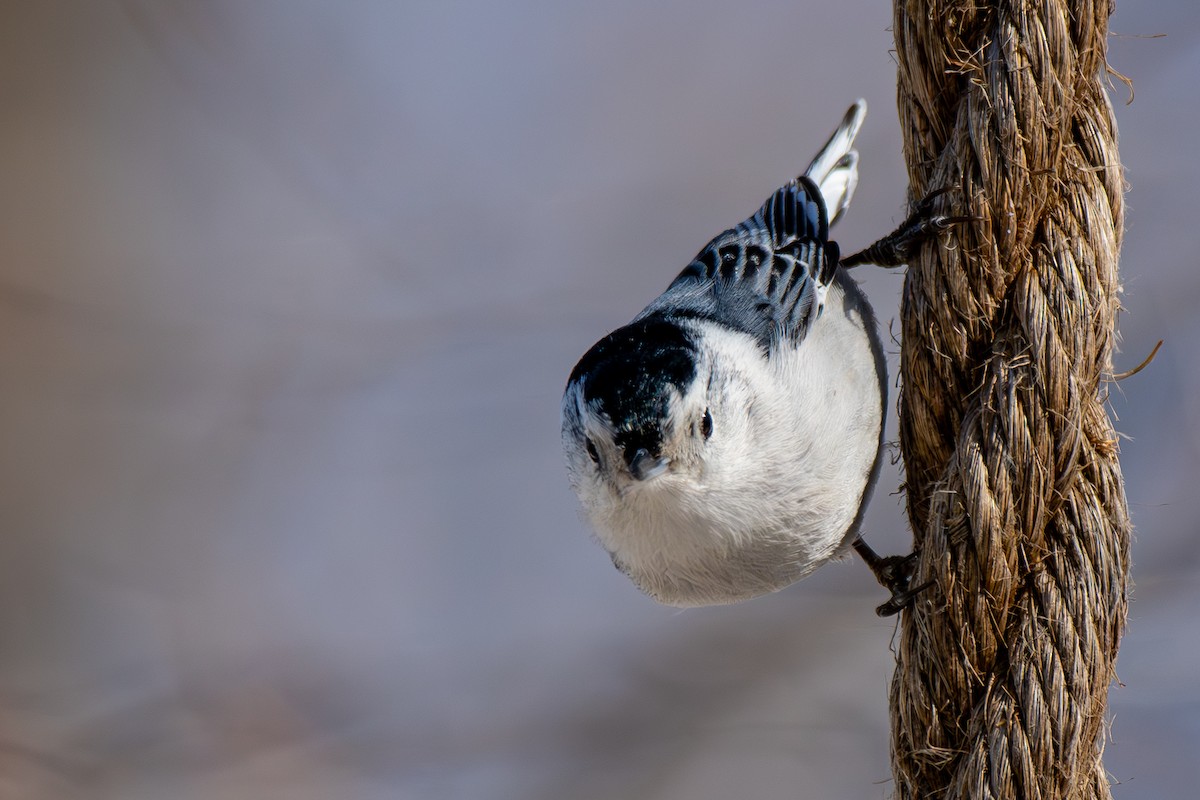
[585,437,600,464]
[701,408,713,440]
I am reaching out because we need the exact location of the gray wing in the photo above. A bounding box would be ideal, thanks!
[637,175,837,352]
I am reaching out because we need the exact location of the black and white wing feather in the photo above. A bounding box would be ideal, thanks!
[636,175,838,351]
[634,101,865,353]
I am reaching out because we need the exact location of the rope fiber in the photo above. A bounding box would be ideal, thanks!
[889,1,1130,797]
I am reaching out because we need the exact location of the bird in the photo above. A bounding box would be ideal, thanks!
[562,100,946,615]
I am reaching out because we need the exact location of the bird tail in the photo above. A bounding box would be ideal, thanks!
[803,99,866,228]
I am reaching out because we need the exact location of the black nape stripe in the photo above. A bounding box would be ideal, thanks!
[568,315,695,389]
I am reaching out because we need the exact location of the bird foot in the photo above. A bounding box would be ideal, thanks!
[840,186,975,269]
[851,537,934,617]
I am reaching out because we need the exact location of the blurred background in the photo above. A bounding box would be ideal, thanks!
[0,2,1196,798]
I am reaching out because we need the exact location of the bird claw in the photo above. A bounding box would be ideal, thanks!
[851,538,934,617]
[910,184,956,213]
[865,551,927,617]
[875,577,935,617]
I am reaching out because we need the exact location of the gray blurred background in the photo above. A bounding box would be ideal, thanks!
[0,2,1196,798]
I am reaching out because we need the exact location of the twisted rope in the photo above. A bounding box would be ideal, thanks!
[889,1,1130,798]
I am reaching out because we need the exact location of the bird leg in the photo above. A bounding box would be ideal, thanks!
[851,537,934,617]
[840,186,974,269]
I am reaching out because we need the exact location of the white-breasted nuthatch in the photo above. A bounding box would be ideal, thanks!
[562,100,950,614]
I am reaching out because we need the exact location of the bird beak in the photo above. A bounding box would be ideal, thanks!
[628,448,670,481]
